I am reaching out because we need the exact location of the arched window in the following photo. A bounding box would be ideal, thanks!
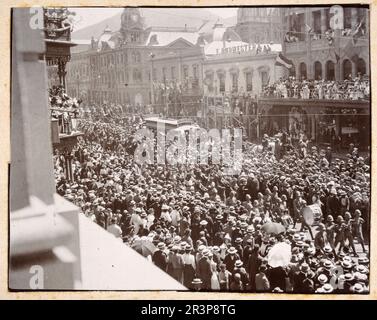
[299,62,307,80]
[357,58,366,76]
[314,61,322,80]
[326,61,335,80]
[343,59,352,80]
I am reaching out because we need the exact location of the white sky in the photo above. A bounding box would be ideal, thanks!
[70,7,238,31]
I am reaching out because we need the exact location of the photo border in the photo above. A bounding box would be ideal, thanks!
[0,0,375,300]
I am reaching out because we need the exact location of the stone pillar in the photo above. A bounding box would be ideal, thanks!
[225,70,231,93]
[10,8,78,290]
[339,59,344,81]
[351,60,357,78]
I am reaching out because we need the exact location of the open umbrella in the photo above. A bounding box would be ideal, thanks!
[267,242,292,268]
[261,222,286,235]
[131,238,156,257]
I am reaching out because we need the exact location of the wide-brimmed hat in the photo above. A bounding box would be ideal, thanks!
[354,272,368,282]
[321,283,334,293]
[358,257,369,265]
[344,273,355,282]
[323,245,332,254]
[198,245,206,252]
[157,242,166,250]
[202,249,210,257]
[293,234,301,241]
[318,274,328,284]
[212,246,220,253]
[235,260,243,267]
[200,220,208,226]
[323,260,333,270]
[227,247,237,254]
[341,260,353,269]
[356,265,368,274]
[247,226,254,233]
[350,282,366,293]
[191,278,203,285]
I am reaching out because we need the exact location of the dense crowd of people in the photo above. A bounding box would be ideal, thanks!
[50,85,81,134]
[54,111,370,293]
[262,76,370,100]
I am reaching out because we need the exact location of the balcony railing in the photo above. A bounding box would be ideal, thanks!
[51,108,79,137]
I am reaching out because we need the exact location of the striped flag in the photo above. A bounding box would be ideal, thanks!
[275,53,294,69]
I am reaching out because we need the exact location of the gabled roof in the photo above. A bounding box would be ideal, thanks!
[145,30,199,47]
[166,37,196,48]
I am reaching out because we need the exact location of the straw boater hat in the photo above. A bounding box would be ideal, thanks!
[344,273,355,282]
[318,274,328,285]
[323,260,333,270]
[356,265,368,274]
[198,245,206,252]
[227,247,237,254]
[202,249,210,257]
[191,278,203,285]
[157,242,166,250]
[323,245,332,254]
[321,283,334,293]
[341,259,353,269]
[235,260,243,268]
[350,283,366,293]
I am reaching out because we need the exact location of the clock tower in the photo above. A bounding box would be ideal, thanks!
[120,8,145,44]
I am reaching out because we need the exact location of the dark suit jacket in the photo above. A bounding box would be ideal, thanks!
[197,257,212,289]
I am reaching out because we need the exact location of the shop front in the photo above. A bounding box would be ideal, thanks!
[258,98,370,150]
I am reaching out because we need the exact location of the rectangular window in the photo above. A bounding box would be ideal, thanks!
[219,74,225,92]
[261,71,269,86]
[312,10,321,34]
[193,65,198,79]
[232,73,238,92]
[246,72,253,92]
[297,13,305,41]
[344,8,352,29]
[171,66,176,79]
[183,66,189,79]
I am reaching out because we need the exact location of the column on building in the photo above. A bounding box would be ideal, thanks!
[225,69,232,94]
[254,67,261,94]
[238,67,246,93]
[351,59,357,78]
[229,66,240,93]
[305,9,313,79]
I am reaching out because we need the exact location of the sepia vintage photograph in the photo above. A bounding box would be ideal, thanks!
[9,4,370,294]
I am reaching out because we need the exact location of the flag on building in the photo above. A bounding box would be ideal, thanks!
[275,53,294,69]
[305,24,313,34]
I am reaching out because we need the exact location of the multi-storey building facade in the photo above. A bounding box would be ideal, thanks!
[235,7,283,44]
[282,6,369,80]
[67,8,211,106]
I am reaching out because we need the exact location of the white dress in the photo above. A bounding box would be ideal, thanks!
[210,260,220,290]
